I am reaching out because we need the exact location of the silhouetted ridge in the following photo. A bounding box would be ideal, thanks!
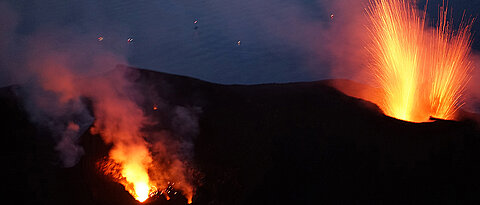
[1,66,480,205]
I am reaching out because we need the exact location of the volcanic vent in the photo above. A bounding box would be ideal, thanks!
[364,0,474,122]
[3,67,480,204]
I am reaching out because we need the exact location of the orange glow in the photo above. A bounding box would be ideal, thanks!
[133,182,151,202]
[95,127,195,204]
[87,74,196,203]
[27,27,195,204]
[98,143,157,202]
[119,158,153,202]
[366,0,473,122]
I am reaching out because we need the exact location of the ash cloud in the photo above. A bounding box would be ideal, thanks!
[20,83,94,167]
[13,27,129,167]
[0,4,200,194]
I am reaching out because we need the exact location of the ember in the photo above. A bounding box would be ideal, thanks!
[365,0,474,122]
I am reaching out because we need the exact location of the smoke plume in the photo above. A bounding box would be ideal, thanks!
[1,0,479,201]
[0,1,197,202]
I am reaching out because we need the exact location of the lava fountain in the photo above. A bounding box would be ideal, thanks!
[366,0,474,122]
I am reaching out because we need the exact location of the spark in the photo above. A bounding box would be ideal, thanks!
[366,0,473,122]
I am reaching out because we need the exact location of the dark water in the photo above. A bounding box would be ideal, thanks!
[2,0,480,84]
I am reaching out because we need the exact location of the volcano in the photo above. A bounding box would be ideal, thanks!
[2,66,480,204]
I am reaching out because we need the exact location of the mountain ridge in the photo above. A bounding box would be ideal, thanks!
[2,66,480,204]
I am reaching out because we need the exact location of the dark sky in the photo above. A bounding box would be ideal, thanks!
[1,0,479,85]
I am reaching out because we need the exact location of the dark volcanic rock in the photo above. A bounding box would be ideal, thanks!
[2,67,480,204]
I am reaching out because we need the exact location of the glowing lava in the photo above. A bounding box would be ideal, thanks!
[426,5,473,120]
[133,182,151,202]
[118,154,154,202]
[366,0,474,122]
[98,142,157,203]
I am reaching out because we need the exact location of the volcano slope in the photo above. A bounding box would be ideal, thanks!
[2,66,480,204]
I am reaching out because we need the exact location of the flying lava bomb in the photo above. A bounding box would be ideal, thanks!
[365,0,474,122]
[2,0,480,204]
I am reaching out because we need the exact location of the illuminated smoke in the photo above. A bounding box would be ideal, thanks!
[0,0,199,201]
[11,27,197,202]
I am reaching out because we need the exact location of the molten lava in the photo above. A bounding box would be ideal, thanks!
[366,0,474,122]
[113,146,154,202]
[98,150,156,203]
[91,93,194,203]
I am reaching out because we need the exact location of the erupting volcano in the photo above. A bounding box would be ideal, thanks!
[366,0,474,122]
[4,0,480,204]
[89,72,195,204]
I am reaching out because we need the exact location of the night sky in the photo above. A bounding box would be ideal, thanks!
[1,0,479,85]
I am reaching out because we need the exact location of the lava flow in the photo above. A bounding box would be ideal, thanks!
[365,0,474,122]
